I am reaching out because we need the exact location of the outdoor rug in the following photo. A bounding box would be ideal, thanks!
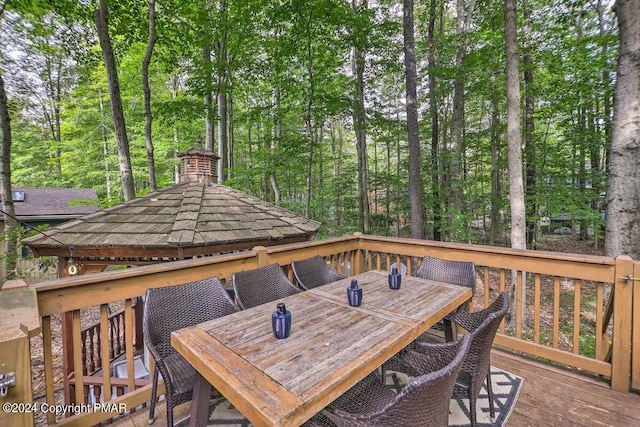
[176,367,523,427]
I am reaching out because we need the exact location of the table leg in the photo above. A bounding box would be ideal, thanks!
[443,318,456,342]
[190,371,212,427]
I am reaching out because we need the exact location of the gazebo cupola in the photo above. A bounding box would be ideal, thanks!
[177,145,220,184]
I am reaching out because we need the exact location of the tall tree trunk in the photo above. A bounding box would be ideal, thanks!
[598,0,613,158]
[142,0,157,191]
[94,0,135,201]
[352,0,370,233]
[523,0,536,248]
[403,0,424,240]
[203,44,215,151]
[330,121,344,226]
[228,94,234,178]
[449,0,466,235]
[396,98,402,237]
[505,0,526,250]
[203,0,215,152]
[216,0,229,183]
[217,91,227,183]
[605,0,640,259]
[0,71,18,283]
[169,76,181,183]
[428,0,441,241]
[303,9,315,218]
[270,88,281,205]
[489,74,502,245]
[98,90,112,201]
[449,0,476,240]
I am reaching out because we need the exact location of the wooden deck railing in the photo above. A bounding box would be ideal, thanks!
[0,234,637,426]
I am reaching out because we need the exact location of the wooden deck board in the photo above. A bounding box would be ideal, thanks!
[111,350,640,427]
[492,350,640,426]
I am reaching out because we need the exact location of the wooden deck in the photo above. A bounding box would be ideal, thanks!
[111,349,640,427]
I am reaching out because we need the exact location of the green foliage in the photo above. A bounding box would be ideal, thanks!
[1,0,618,244]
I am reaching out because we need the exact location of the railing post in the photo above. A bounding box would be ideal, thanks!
[633,260,640,390]
[611,255,633,392]
[133,296,144,352]
[57,262,75,405]
[352,233,363,275]
[0,280,40,427]
[254,246,268,268]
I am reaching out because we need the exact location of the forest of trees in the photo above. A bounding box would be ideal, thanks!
[1,0,639,271]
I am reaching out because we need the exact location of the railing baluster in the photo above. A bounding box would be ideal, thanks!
[101,304,112,402]
[534,274,541,344]
[574,279,582,354]
[499,269,506,334]
[596,282,604,360]
[483,267,490,308]
[89,328,96,373]
[376,252,381,270]
[42,315,57,425]
[553,277,560,349]
[124,299,136,393]
[516,270,522,339]
[385,253,391,271]
[72,309,85,405]
[81,327,87,376]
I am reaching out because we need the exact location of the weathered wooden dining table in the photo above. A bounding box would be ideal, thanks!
[171,269,473,427]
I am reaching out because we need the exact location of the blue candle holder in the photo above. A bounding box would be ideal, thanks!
[272,303,292,339]
[388,266,402,290]
[347,279,362,307]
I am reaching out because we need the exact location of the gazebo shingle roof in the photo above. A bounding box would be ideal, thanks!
[24,182,321,259]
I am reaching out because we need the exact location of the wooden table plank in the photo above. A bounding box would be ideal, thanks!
[171,327,303,427]
[172,270,472,427]
[309,270,471,335]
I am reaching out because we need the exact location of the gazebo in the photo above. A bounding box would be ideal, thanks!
[23,146,321,277]
[22,146,321,404]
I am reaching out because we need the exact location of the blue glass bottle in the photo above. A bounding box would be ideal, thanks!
[272,303,292,339]
[347,279,362,307]
[388,266,402,290]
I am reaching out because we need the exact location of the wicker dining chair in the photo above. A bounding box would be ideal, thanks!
[143,277,239,426]
[292,255,345,290]
[415,256,476,341]
[452,291,509,426]
[319,333,471,427]
[232,263,302,309]
[399,292,509,426]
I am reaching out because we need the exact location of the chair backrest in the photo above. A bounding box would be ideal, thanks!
[371,334,472,426]
[291,255,345,290]
[143,277,237,361]
[415,256,476,292]
[232,263,302,309]
[457,292,509,392]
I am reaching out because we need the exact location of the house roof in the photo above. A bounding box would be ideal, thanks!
[23,182,321,259]
[10,187,99,220]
